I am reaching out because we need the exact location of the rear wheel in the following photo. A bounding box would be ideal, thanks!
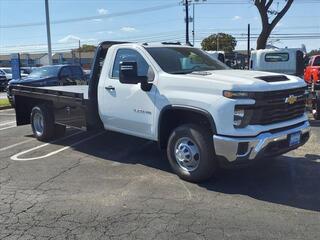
[30,105,55,141]
[167,124,217,183]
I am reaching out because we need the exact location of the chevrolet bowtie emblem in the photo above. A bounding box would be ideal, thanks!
[285,95,298,105]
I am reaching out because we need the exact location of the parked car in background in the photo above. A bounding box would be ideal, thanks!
[0,68,13,81]
[304,55,320,120]
[304,55,320,85]
[0,74,7,92]
[0,67,29,80]
[250,48,305,77]
[7,64,86,105]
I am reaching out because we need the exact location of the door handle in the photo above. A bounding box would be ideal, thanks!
[105,86,115,91]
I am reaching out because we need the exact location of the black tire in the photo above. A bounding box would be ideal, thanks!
[167,124,217,183]
[30,105,55,141]
[54,124,66,138]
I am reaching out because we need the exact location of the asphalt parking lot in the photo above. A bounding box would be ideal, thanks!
[0,108,319,240]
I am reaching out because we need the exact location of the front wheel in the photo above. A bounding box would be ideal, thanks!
[31,105,55,141]
[167,124,217,183]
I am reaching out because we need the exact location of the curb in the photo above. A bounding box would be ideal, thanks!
[0,106,12,111]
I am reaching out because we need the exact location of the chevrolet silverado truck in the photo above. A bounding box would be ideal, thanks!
[11,41,311,182]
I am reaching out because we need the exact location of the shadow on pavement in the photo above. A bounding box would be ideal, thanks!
[68,130,320,212]
[310,119,320,127]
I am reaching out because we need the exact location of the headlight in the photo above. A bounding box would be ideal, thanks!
[223,90,251,99]
[233,106,253,128]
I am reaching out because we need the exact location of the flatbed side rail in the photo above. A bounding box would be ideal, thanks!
[12,85,87,128]
[12,85,85,105]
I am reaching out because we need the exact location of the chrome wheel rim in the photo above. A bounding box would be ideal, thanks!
[33,112,44,136]
[174,137,200,172]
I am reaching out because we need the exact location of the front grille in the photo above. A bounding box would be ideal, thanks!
[249,87,306,125]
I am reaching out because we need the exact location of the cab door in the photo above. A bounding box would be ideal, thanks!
[99,48,157,140]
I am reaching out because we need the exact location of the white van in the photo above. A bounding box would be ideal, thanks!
[250,48,305,76]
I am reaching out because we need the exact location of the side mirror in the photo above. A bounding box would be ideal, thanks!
[119,61,147,84]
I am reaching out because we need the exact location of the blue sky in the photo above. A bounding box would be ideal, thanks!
[0,0,320,54]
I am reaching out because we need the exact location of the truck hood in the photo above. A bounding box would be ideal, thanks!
[185,69,306,91]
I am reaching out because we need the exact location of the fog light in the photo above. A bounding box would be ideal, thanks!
[234,109,245,127]
[233,107,253,128]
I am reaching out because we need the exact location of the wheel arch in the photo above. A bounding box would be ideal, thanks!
[158,105,217,149]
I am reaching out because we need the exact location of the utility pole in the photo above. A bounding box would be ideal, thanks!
[247,24,251,69]
[192,3,195,46]
[78,40,81,66]
[184,0,190,45]
[45,0,52,65]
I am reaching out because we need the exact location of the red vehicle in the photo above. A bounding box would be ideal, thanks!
[304,55,320,84]
[304,55,320,120]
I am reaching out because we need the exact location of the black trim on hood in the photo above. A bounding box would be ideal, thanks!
[255,75,289,82]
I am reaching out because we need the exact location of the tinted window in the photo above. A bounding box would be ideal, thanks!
[265,53,289,62]
[313,57,320,66]
[71,66,84,78]
[60,67,72,77]
[146,47,227,74]
[112,49,149,78]
[28,66,60,78]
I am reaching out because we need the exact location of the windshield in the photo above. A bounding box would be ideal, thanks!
[2,68,12,74]
[28,66,60,78]
[146,47,228,74]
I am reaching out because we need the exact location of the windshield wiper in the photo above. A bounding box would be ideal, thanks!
[170,70,194,75]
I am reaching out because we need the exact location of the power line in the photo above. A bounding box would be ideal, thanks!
[0,3,178,29]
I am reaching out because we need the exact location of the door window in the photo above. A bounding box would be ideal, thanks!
[60,67,72,78]
[71,66,84,79]
[112,49,150,78]
[313,57,320,66]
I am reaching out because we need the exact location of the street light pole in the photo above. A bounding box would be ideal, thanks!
[45,0,53,65]
[78,40,81,66]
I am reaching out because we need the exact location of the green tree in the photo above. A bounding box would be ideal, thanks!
[308,49,320,57]
[201,33,237,53]
[78,44,96,52]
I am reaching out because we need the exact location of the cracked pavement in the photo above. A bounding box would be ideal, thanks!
[0,109,319,240]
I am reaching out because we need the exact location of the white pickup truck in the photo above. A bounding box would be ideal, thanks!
[12,41,310,182]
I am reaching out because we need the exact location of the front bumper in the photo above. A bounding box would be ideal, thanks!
[213,121,310,165]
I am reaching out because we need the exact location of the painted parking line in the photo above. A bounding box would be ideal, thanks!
[0,121,15,126]
[0,109,14,113]
[11,131,104,161]
[0,114,16,116]
[0,139,34,152]
[0,125,16,131]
